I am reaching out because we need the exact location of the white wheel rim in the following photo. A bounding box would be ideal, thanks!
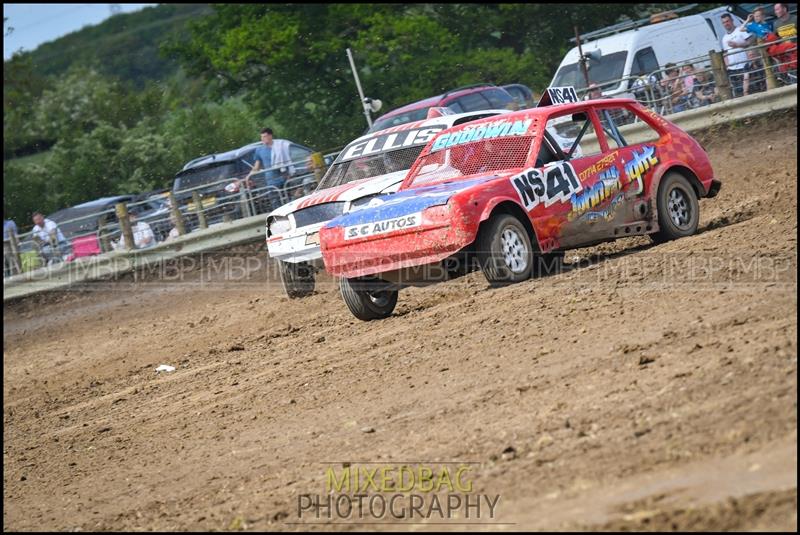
[668,187,691,228]
[500,226,528,273]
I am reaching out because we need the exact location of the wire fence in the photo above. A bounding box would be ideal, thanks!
[575,35,797,120]
[3,149,343,278]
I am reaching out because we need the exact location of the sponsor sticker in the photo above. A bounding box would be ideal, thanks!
[430,118,532,153]
[344,212,422,240]
[305,232,320,246]
[340,127,445,161]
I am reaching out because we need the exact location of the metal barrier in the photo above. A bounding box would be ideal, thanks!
[3,148,343,279]
[576,35,796,118]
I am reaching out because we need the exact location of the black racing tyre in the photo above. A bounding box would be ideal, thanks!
[339,276,398,321]
[278,260,316,299]
[651,172,700,244]
[477,213,534,286]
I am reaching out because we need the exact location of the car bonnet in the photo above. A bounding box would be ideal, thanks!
[323,175,501,229]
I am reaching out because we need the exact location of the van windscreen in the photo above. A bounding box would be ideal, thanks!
[553,51,628,91]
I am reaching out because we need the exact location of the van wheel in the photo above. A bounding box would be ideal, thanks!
[651,172,700,244]
[339,277,398,321]
[477,213,534,286]
[278,260,315,298]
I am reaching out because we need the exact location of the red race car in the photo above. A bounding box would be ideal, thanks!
[320,91,721,320]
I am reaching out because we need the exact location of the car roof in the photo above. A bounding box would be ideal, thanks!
[423,98,638,141]
[181,141,264,171]
[339,109,513,151]
[375,85,500,121]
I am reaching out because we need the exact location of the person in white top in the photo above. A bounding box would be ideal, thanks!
[31,212,70,264]
[113,213,156,250]
[721,13,752,98]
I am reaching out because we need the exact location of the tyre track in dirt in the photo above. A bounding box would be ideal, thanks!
[3,112,797,531]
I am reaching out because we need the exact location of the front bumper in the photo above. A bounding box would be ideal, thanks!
[266,224,325,264]
[320,223,472,279]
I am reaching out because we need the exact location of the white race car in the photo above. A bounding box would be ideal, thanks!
[266,108,513,297]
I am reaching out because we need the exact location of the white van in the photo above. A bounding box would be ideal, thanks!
[550,8,745,98]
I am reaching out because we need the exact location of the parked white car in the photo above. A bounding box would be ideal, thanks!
[265,108,512,297]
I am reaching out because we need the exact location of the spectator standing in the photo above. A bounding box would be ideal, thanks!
[721,13,753,97]
[4,218,17,240]
[773,3,797,41]
[247,127,296,210]
[31,212,69,264]
[3,218,19,277]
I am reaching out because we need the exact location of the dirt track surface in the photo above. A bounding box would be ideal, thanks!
[4,113,798,531]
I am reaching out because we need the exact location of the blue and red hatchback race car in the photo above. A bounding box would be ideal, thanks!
[320,92,721,320]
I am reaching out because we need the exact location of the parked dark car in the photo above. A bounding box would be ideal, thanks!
[172,140,318,230]
[368,84,518,133]
[38,194,171,257]
[502,83,536,109]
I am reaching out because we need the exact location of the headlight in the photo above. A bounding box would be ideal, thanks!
[268,216,292,236]
[349,194,383,212]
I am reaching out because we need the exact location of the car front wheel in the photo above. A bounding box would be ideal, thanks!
[339,276,398,321]
[477,213,534,286]
[278,260,315,298]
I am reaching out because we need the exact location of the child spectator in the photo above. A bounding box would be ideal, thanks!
[739,7,773,41]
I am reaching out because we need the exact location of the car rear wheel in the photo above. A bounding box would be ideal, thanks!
[651,172,699,244]
[278,260,315,298]
[339,276,398,321]
[477,213,534,286]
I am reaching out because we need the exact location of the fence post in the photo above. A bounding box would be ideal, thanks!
[709,49,732,101]
[167,191,186,236]
[238,186,252,219]
[192,191,208,229]
[7,234,22,276]
[758,44,778,91]
[97,214,112,253]
[115,202,135,251]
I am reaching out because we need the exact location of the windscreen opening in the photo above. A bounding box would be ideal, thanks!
[318,145,425,190]
[552,51,628,91]
[407,136,533,186]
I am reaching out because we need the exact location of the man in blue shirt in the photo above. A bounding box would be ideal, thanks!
[248,127,285,210]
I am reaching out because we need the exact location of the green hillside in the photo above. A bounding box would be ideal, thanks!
[14,4,211,87]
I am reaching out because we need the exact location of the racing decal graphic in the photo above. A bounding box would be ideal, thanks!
[305,232,320,246]
[624,145,658,195]
[431,119,532,153]
[578,152,616,181]
[340,126,446,161]
[511,161,582,211]
[581,193,625,223]
[344,212,422,240]
[568,166,623,221]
